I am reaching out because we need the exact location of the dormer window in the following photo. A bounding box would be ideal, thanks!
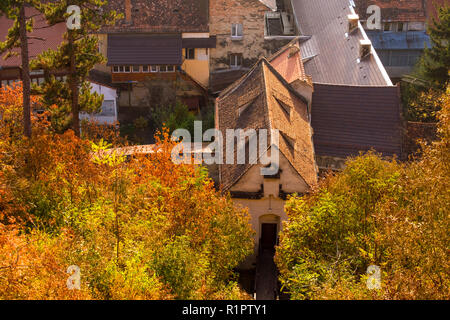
[274,96,292,119]
[280,131,295,150]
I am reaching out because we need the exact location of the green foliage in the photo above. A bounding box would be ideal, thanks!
[150,100,197,135]
[402,5,449,122]
[421,5,450,89]
[276,88,450,300]
[276,153,402,299]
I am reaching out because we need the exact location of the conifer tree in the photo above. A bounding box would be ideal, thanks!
[0,1,40,137]
[419,5,449,89]
[32,1,120,135]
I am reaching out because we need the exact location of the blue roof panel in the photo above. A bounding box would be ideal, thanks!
[366,31,431,50]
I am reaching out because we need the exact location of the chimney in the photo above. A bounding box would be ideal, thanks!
[359,39,372,59]
[125,0,132,23]
[348,14,359,33]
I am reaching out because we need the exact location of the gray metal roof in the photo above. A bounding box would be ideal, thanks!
[291,0,392,86]
[311,83,403,158]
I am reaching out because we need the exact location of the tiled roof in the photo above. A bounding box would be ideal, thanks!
[354,0,427,22]
[311,83,403,158]
[217,59,317,191]
[107,34,182,65]
[101,0,209,33]
[0,8,66,68]
[291,0,392,86]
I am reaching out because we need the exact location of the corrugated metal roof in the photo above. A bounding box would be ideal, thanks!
[292,0,392,86]
[311,83,403,158]
[107,34,182,66]
[367,31,431,50]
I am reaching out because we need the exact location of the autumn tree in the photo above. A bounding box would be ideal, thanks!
[0,84,254,300]
[276,87,449,300]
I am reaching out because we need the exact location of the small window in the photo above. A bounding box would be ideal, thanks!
[150,65,158,73]
[185,48,195,60]
[167,65,175,72]
[397,22,404,32]
[124,66,131,73]
[113,66,119,73]
[159,65,167,72]
[230,54,242,68]
[132,65,140,73]
[142,65,149,73]
[383,22,391,31]
[231,23,243,39]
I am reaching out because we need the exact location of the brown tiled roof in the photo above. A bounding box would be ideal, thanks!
[0,8,66,68]
[101,0,209,33]
[311,83,403,159]
[291,0,392,86]
[354,0,427,22]
[217,59,318,191]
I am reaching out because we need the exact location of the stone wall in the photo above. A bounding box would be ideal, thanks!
[209,0,287,71]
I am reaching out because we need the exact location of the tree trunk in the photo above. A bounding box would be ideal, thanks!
[68,31,80,136]
[19,5,31,138]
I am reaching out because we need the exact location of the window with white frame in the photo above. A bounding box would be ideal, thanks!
[132,65,140,73]
[142,65,149,73]
[231,23,243,39]
[230,54,242,68]
[151,65,158,72]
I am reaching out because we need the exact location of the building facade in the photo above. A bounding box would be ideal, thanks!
[209,0,298,93]
[354,0,434,81]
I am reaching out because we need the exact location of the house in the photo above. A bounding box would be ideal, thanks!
[216,39,317,271]
[209,0,298,94]
[98,0,216,110]
[354,0,433,81]
[80,71,118,125]
[0,8,118,123]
